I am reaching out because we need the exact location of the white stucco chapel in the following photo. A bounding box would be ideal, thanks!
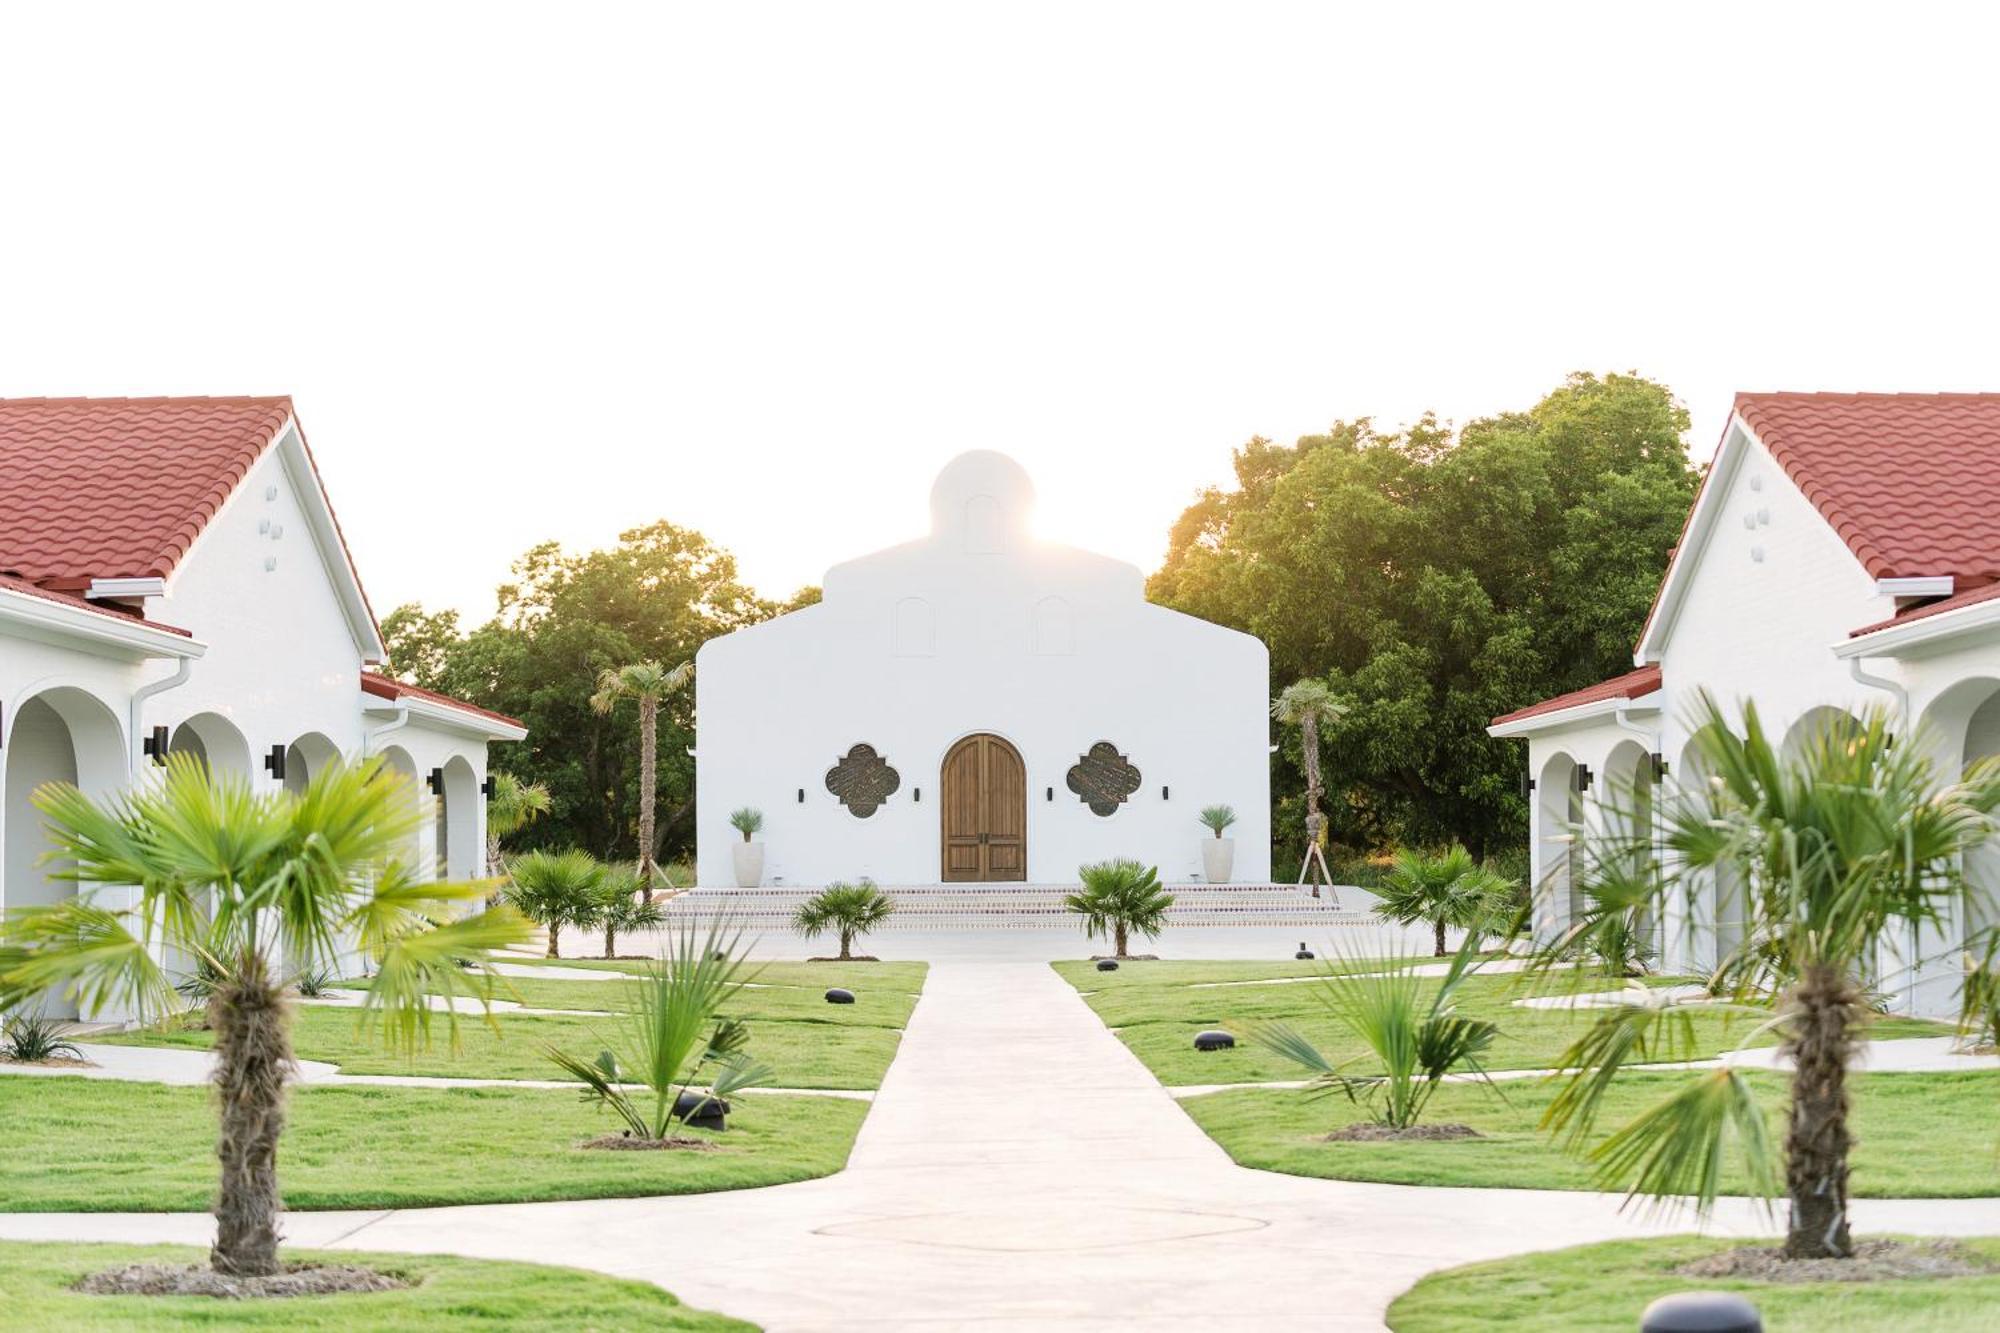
[695,451,1271,889]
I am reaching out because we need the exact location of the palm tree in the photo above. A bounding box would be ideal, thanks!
[504,849,605,957]
[597,862,665,959]
[589,660,694,899]
[793,881,898,960]
[1376,845,1513,957]
[485,772,552,877]
[1537,696,2000,1259]
[0,755,527,1278]
[1272,679,1349,893]
[1064,859,1174,958]
[1254,941,1498,1129]
[545,917,772,1140]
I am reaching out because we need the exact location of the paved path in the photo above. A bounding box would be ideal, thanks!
[5,956,1998,1331]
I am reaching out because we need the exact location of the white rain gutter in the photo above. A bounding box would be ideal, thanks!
[1846,658,1909,732]
[128,659,194,779]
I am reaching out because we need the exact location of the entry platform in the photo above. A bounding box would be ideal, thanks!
[660,883,1380,930]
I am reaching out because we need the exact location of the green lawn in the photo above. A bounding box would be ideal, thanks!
[1180,1070,2000,1196]
[0,1077,867,1212]
[101,960,927,1090]
[1388,1235,2000,1332]
[0,1241,751,1330]
[1052,958,1946,1086]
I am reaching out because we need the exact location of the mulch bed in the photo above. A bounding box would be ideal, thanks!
[807,956,881,962]
[0,1054,95,1068]
[1324,1122,1483,1143]
[75,1261,410,1299]
[580,1132,723,1152]
[1675,1238,1997,1284]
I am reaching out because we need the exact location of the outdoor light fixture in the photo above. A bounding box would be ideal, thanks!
[913,787,921,802]
[1575,764,1592,792]
[1519,772,1536,799]
[1650,752,1668,781]
[1161,785,1170,800]
[797,788,804,803]
[426,767,444,794]
[141,724,170,766]
[264,744,286,780]
[1046,786,1054,801]
[480,776,494,799]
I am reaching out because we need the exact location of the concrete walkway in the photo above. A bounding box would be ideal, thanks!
[4,956,1997,1331]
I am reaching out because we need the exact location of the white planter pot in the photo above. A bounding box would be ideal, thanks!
[1202,837,1235,884]
[732,841,765,888]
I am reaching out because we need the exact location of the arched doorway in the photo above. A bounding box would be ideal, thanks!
[284,732,341,795]
[940,733,1026,882]
[3,687,125,1018]
[438,756,481,883]
[378,745,430,878]
[168,712,252,780]
[1535,751,1582,938]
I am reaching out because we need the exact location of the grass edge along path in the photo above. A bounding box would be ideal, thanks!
[0,1240,754,1331]
[0,1078,868,1213]
[1386,1234,2000,1332]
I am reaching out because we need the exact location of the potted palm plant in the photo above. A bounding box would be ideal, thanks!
[1198,804,1237,883]
[729,807,764,887]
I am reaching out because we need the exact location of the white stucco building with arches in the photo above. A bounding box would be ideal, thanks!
[695,451,1271,889]
[0,398,524,1019]
[1491,393,2000,1018]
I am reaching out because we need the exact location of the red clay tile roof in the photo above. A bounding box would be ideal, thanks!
[1492,665,1663,727]
[0,397,295,587]
[361,671,524,730]
[0,572,194,638]
[1849,580,2000,639]
[1734,392,2000,585]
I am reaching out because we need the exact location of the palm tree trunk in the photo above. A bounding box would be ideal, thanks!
[1434,917,1448,957]
[1782,963,1857,1259]
[1114,922,1128,957]
[547,924,561,959]
[638,696,658,900]
[1302,716,1323,826]
[604,921,617,959]
[839,929,853,961]
[209,953,291,1278]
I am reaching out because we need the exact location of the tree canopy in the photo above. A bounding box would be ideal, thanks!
[382,520,816,865]
[1149,372,1698,864]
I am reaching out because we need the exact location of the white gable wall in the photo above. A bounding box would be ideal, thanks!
[696,452,1271,887]
[1654,432,1897,766]
[148,440,368,763]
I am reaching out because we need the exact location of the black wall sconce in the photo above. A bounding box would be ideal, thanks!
[1519,772,1536,799]
[426,767,444,794]
[480,776,494,798]
[1046,786,1054,802]
[1575,763,1592,793]
[1161,785,1170,800]
[1650,752,1669,781]
[141,724,171,766]
[264,744,286,781]
[913,787,921,802]
[797,788,805,803]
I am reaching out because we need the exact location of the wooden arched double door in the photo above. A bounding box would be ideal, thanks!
[940,733,1027,882]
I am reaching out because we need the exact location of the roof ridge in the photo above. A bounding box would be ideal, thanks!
[0,394,294,407]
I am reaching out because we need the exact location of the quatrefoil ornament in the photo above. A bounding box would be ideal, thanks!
[825,743,901,818]
[1066,741,1141,817]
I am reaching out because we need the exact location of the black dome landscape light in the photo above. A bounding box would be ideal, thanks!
[825,987,856,1005]
[1193,1030,1235,1051]
[1095,959,1119,972]
[673,1091,729,1131]
[1640,1290,1762,1333]
[1295,942,1315,960]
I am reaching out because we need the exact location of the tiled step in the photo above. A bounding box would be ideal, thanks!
[655,883,1379,930]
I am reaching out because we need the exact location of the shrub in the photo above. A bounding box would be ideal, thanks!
[2,1012,83,1063]
[1064,860,1172,958]
[504,849,606,958]
[792,881,897,960]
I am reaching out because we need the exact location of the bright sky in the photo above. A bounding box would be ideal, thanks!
[4,4,1997,622]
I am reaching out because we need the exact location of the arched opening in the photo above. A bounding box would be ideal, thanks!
[2,687,126,1019]
[378,745,430,878]
[1781,705,1865,764]
[1602,741,1658,961]
[1919,678,2000,981]
[940,733,1026,882]
[1535,751,1581,939]
[438,756,481,883]
[1676,731,1745,974]
[168,711,253,780]
[284,731,342,795]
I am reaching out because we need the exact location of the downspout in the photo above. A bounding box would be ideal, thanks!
[129,658,194,779]
[364,704,413,757]
[1847,655,1918,1012]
